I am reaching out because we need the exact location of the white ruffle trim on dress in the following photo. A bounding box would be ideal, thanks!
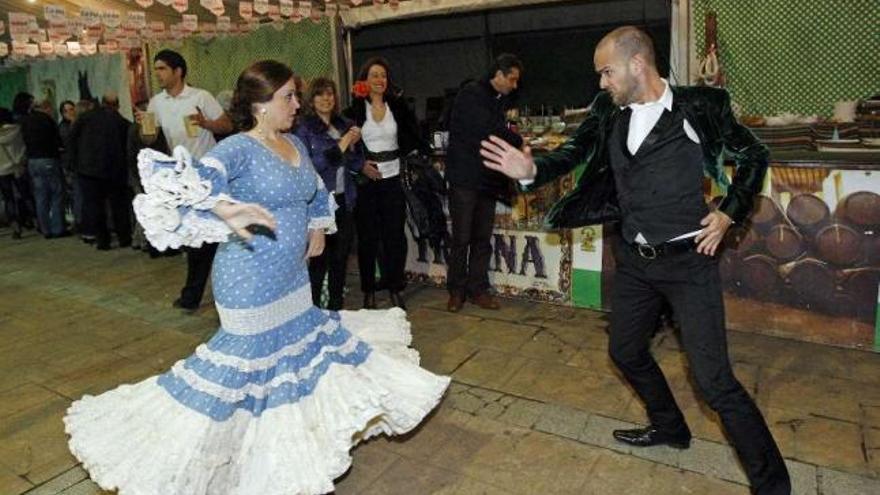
[133,146,238,250]
[307,177,338,235]
[64,308,450,495]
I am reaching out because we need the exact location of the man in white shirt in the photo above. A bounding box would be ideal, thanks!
[480,26,789,495]
[139,49,233,312]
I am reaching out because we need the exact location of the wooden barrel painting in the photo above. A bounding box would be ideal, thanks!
[839,267,880,320]
[814,223,864,267]
[741,254,784,300]
[835,191,880,231]
[786,193,831,237]
[723,225,762,253]
[765,224,806,262]
[783,258,836,310]
[720,251,744,294]
[749,195,786,233]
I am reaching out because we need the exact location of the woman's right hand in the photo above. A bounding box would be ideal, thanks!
[361,161,382,181]
[212,201,277,241]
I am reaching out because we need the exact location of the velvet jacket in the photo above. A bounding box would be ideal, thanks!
[528,86,768,229]
[294,114,365,212]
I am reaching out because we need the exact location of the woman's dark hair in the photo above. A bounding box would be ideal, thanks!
[12,92,34,116]
[306,77,339,116]
[59,100,75,119]
[154,49,188,79]
[229,60,295,131]
[354,57,400,100]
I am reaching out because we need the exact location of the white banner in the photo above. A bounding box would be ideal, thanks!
[44,5,66,23]
[102,10,122,29]
[172,0,189,14]
[128,11,147,29]
[182,14,198,32]
[80,8,101,26]
[239,2,253,20]
[135,0,155,8]
[254,0,269,15]
[200,0,225,16]
[280,0,294,17]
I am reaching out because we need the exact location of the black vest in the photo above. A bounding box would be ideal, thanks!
[609,106,708,244]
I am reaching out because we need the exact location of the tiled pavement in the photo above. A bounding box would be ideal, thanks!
[1,231,879,494]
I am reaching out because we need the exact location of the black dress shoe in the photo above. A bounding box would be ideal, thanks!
[389,291,406,310]
[363,291,376,309]
[172,298,199,313]
[613,426,691,449]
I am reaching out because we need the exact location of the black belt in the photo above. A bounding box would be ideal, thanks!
[365,149,400,162]
[627,237,697,259]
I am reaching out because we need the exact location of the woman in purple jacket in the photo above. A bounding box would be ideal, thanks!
[295,77,365,310]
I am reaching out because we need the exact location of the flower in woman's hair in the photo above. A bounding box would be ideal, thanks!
[352,81,370,98]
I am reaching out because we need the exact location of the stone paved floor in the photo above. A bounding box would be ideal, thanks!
[1,230,880,494]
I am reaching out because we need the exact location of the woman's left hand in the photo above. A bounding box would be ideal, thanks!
[305,229,326,258]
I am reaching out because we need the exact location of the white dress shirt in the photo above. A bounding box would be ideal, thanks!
[147,84,224,160]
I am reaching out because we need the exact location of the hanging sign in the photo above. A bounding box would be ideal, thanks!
[99,42,119,54]
[39,41,55,55]
[170,23,185,40]
[30,28,47,43]
[135,0,155,8]
[84,24,103,42]
[54,43,67,56]
[44,5,66,23]
[239,2,253,19]
[8,13,30,41]
[69,16,85,38]
[217,16,231,32]
[201,0,225,17]
[82,43,97,55]
[200,22,216,38]
[48,21,70,43]
[182,14,198,32]
[298,1,312,21]
[102,10,122,29]
[80,8,101,26]
[311,2,323,23]
[254,0,269,15]
[325,1,338,17]
[172,0,189,14]
[0,43,8,57]
[150,21,166,36]
[280,0,294,17]
[128,11,147,29]
[389,0,400,9]
[268,4,281,21]
[157,0,173,5]
[350,0,363,5]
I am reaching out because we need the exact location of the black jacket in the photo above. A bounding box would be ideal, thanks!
[446,78,523,201]
[69,106,131,182]
[20,111,62,159]
[343,93,430,159]
[528,86,768,228]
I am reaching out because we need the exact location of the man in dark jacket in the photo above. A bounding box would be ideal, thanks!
[69,92,132,250]
[481,26,790,495]
[445,54,523,312]
[20,98,68,238]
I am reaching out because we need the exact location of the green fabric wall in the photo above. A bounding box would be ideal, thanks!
[693,0,879,116]
[0,69,29,110]
[148,19,335,97]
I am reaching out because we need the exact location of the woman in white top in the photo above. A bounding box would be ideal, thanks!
[344,57,430,310]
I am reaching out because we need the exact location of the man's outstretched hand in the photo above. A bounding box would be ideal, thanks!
[480,135,537,180]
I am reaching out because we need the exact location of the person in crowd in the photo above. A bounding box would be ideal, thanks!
[481,26,790,495]
[58,100,81,232]
[65,59,449,495]
[138,49,234,312]
[68,92,132,250]
[0,108,27,239]
[344,57,430,310]
[295,77,364,310]
[19,97,68,238]
[444,53,524,312]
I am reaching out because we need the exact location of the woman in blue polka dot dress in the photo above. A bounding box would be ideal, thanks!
[64,60,450,495]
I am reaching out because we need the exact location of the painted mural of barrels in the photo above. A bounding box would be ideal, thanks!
[749,195,785,233]
[839,267,880,320]
[741,254,784,300]
[814,223,864,266]
[765,224,806,262]
[834,191,880,231]
[723,225,762,253]
[782,258,836,310]
[786,193,831,237]
[719,251,744,294]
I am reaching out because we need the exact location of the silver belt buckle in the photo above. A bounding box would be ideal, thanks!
[637,243,657,259]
